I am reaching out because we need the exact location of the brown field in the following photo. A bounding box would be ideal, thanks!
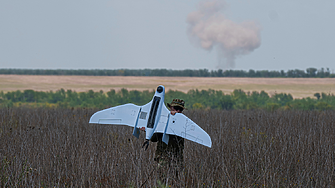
[1,108,334,187]
[1,75,335,98]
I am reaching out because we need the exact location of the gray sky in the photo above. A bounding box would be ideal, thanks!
[1,0,334,71]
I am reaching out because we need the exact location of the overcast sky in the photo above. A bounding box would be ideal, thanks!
[1,0,334,71]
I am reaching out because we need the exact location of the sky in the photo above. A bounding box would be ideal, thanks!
[0,0,334,71]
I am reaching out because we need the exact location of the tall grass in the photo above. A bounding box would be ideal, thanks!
[0,107,334,187]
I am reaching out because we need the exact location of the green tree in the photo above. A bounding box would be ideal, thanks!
[315,101,332,110]
[314,93,321,100]
[23,90,36,102]
[306,67,317,77]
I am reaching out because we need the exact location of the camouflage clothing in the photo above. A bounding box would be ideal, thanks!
[151,133,184,168]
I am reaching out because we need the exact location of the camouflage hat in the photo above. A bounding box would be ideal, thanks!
[167,99,186,110]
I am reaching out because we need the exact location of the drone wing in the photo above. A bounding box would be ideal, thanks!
[89,102,211,147]
[154,110,212,148]
[89,102,152,127]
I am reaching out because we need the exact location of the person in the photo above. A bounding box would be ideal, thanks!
[150,99,186,179]
[139,99,186,180]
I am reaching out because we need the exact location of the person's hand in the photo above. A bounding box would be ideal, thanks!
[170,110,177,115]
[139,127,145,131]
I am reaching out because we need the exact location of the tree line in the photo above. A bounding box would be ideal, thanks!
[0,68,334,78]
[0,88,334,111]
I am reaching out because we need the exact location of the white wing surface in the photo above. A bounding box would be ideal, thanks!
[154,104,170,132]
[154,112,212,148]
[89,104,141,127]
[89,102,153,128]
[135,101,153,128]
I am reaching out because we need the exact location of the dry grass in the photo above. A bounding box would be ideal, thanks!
[1,107,335,187]
[1,75,335,98]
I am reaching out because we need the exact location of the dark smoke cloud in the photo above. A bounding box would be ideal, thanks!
[187,0,261,69]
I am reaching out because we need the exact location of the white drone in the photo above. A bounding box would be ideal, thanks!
[89,85,212,148]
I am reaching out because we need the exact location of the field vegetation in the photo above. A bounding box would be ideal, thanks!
[1,88,335,111]
[1,107,334,187]
[1,75,334,99]
[1,67,334,78]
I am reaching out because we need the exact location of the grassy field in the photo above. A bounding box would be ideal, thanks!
[1,75,335,98]
[1,107,334,187]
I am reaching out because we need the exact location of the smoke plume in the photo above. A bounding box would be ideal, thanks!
[187,0,261,69]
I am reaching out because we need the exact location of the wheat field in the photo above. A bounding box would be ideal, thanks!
[1,107,334,187]
[1,75,335,98]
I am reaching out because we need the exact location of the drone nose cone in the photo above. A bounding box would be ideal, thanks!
[157,86,164,93]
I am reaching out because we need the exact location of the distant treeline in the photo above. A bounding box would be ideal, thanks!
[0,68,334,78]
[0,88,334,111]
